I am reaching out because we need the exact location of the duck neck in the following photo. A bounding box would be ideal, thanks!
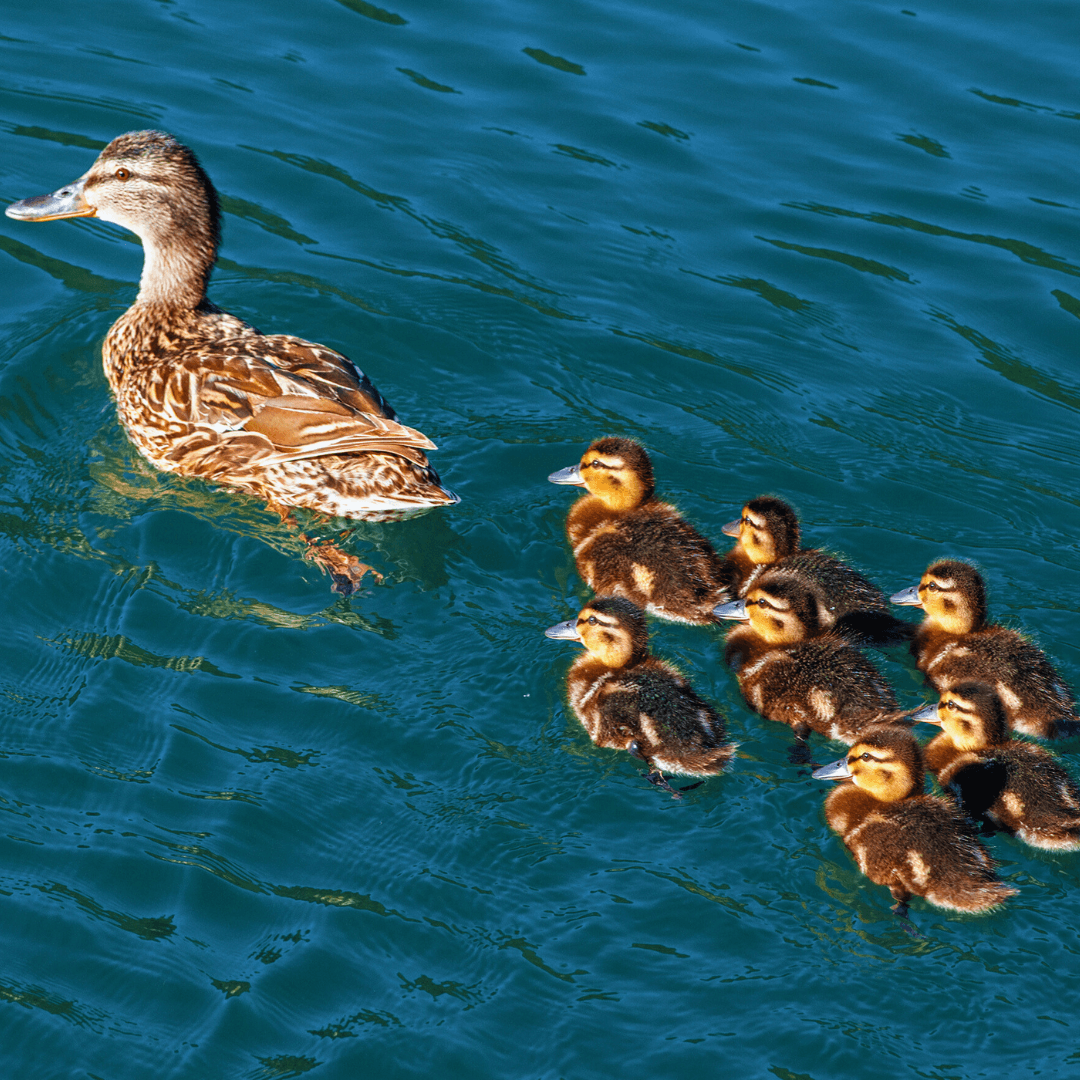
[135,224,216,309]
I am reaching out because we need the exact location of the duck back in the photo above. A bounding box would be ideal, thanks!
[825,787,1015,912]
[916,625,1076,739]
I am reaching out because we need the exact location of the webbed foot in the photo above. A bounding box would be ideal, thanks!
[787,739,812,765]
[645,770,683,799]
[303,535,383,595]
[891,899,922,937]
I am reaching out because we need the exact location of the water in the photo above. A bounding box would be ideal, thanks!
[2,0,1080,1076]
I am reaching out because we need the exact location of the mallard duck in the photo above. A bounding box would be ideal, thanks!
[718,496,910,645]
[548,438,733,623]
[545,596,736,790]
[891,560,1077,739]
[813,725,1017,915]
[5,130,457,591]
[715,576,904,750]
[915,681,1080,850]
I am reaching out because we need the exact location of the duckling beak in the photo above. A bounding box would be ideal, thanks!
[889,584,922,606]
[548,464,585,486]
[812,756,852,781]
[6,174,95,221]
[713,598,749,621]
[721,518,742,537]
[909,702,942,725]
[544,619,582,641]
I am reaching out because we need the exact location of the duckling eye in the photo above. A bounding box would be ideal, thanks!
[587,616,598,625]
[114,167,131,181]
[925,581,939,592]
[859,752,872,761]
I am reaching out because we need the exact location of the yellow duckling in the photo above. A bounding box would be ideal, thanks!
[5,131,457,591]
[814,725,1017,915]
[715,576,903,750]
[545,596,736,790]
[915,681,1080,850]
[549,438,734,624]
[891,559,1078,739]
[719,496,909,645]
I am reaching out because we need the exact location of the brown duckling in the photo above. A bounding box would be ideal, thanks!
[715,576,906,752]
[545,596,736,789]
[915,681,1080,850]
[892,560,1078,739]
[719,496,909,645]
[549,438,734,624]
[814,725,1017,915]
[5,131,457,592]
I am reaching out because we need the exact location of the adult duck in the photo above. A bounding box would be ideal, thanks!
[5,130,457,590]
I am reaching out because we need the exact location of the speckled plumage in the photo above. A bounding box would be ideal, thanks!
[555,438,733,624]
[923,682,1080,850]
[723,576,902,744]
[901,560,1077,739]
[8,130,456,522]
[725,496,909,645]
[554,597,736,776]
[820,726,1016,913]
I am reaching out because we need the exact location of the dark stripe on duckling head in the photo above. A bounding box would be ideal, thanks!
[923,559,986,627]
[580,595,649,663]
[585,437,655,501]
[749,572,823,637]
[848,724,925,797]
[743,496,800,558]
[943,681,1010,746]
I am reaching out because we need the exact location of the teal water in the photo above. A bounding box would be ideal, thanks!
[2,1,1080,1076]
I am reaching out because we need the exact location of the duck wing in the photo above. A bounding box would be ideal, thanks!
[183,335,437,467]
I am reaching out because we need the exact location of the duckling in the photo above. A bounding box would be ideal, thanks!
[891,560,1077,739]
[719,496,910,645]
[715,576,904,750]
[813,725,1017,915]
[915,681,1080,850]
[5,131,457,592]
[545,596,736,789]
[549,438,734,623]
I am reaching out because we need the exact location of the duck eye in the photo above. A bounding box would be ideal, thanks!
[860,753,872,761]
[587,616,597,625]
[114,167,131,181]
[925,581,939,591]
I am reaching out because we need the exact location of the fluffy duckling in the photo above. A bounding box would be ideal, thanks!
[719,496,909,645]
[715,576,904,749]
[549,438,734,623]
[545,596,736,789]
[6,131,457,591]
[814,725,1017,915]
[915,681,1080,850]
[892,560,1077,739]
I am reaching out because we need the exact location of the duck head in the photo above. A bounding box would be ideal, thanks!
[813,725,924,801]
[548,437,655,511]
[545,595,648,668]
[6,130,220,309]
[890,559,986,635]
[913,681,1009,751]
[713,573,821,643]
[721,496,800,566]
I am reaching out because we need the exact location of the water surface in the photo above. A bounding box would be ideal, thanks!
[2,1,1079,1076]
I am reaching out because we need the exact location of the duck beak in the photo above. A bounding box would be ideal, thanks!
[812,756,852,781]
[910,702,942,725]
[548,464,585,486]
[889,584,922,606]
[544,619,581,641]
[6,174,95,221]
[721,518,742,537]
[713,598,748,621]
